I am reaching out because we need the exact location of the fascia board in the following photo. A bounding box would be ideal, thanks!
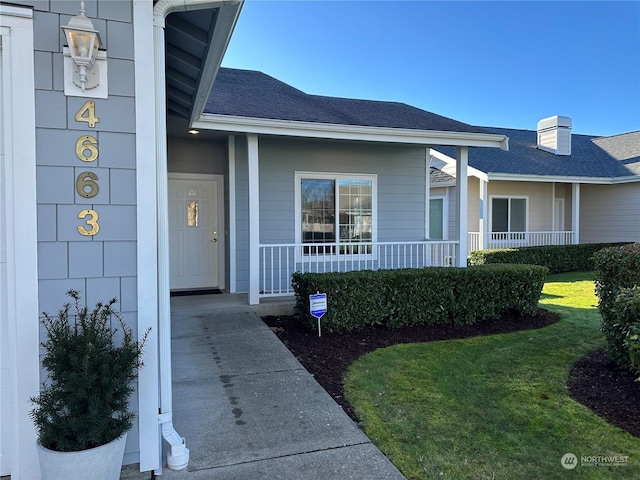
[431,181,457,188]
[485,173,640,185]
[154,0,242,17]
[194,114,510,150]
[611,175,640,184]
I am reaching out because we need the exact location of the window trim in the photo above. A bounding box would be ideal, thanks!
[489,195,529,242]
[294,171,377,259]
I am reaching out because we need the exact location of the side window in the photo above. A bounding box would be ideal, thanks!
[491,197,527,233]
[429,198,444,240]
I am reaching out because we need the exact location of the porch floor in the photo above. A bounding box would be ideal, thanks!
[122,293,404,479]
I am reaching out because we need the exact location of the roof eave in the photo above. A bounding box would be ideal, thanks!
[485,173,640,184]
[431,181,457,188]
[189,3,243,124]
[155,1,244,123]
[194,114,510,149]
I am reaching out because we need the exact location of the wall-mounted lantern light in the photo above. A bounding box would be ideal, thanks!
[61,0,103,93]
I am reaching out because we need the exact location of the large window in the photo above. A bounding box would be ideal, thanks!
[491,196,527,240]
[296,173,376,255]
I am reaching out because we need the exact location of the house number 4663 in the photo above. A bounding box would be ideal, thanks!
[75,100,100,236]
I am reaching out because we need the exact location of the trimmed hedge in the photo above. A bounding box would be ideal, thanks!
[292,264,548,333]
[468,242,629,274]
[593,243,640,370]
[612,287,640,379]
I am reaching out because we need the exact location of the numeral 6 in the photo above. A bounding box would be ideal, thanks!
[75,135,98,162]
[76,171,99,198]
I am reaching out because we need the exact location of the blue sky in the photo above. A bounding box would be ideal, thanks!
[221,0,640,136]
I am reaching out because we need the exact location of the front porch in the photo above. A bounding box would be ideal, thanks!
[258,240,458,299]
[468,230,576,251]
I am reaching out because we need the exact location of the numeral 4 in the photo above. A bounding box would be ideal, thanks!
[75,100,100,128]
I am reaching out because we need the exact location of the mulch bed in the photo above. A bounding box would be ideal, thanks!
[567,348,640,438]
[263,310,640,438]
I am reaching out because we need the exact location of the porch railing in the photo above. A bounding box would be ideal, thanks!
[259,240,458,298]
[468,231,575,251]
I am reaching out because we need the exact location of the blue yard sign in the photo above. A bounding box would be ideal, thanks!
[309,292,327,337]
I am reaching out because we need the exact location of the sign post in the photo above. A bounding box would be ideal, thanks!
[309,292,327,337]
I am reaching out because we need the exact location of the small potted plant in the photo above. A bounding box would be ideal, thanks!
[30,290,149,480]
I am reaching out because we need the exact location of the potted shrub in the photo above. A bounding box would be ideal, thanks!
[30,290,149,480]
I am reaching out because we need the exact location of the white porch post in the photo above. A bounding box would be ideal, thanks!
[456,147,469,266]
[425,150,431,238]
[228,136,237,293]
[551,183,557,231]
[572,183,580,244]
[479,178,487,250]
[248,134,260,305]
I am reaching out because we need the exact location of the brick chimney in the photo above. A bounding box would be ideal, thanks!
[537,115,572,156]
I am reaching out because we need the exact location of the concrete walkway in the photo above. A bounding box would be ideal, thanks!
[122,294,404,479]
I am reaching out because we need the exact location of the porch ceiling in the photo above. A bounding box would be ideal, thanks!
[163,1,243,129]
[165,9,216,121]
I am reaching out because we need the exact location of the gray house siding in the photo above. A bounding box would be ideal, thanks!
[234,136,250,292]
[21,0,142,465]
[258,137,428,244]
[580,183,640,243]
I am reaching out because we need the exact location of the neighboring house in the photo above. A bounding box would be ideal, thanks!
[0,1,509,477]
[430,116,640,251]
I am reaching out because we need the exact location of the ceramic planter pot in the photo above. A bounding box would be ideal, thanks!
[37,433,127,480]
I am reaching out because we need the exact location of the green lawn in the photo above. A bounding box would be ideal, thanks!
[344,272,640,479]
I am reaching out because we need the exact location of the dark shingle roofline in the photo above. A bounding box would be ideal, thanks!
[433,127,640,182]
[200,68,509,149]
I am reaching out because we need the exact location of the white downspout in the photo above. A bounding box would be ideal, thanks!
[152,0,241,471]
[152,10,189,472]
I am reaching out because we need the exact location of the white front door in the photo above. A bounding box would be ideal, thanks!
[169,175,224,291]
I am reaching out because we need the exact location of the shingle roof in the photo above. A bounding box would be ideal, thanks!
[204,68,489,134]
[430,167,455,184]
[437,128,640,180]
[592,132,640,176]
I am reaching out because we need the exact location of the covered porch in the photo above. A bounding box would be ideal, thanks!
[468,230,576,251]
[465,179,581,251]
[258,239,458,299]
[213,134,508,305]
